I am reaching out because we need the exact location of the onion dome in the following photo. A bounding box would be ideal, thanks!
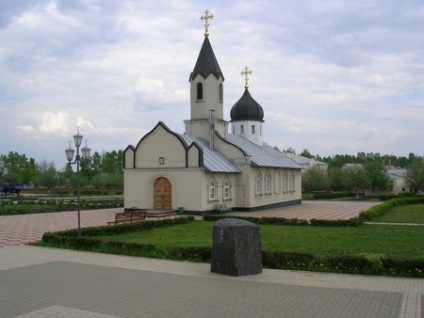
[230,89,264,122]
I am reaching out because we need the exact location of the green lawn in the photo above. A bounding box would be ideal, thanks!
[372,204,424,224]
[96,221,424,260]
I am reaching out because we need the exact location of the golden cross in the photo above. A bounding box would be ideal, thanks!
[241,66,252,89]
[200,9,214,37]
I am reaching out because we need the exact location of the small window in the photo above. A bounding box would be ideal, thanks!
[252,125,255,134]
[196,83,203,100]
[260,126,262,136]
[159,157,164,165]
[223,179,231,200]
[232,126,235,134]
[240,125,244,134]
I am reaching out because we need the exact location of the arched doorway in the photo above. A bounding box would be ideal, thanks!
[153,177,172,210]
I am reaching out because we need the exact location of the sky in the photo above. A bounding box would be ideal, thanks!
[0,0,423,169]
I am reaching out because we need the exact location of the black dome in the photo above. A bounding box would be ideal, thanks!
[230,89,264,122]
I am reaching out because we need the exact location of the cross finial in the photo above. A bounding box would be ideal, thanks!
[200,9,214,37]
[241,66,253,89]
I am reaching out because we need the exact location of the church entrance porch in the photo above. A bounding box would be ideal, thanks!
[153,177,172,210]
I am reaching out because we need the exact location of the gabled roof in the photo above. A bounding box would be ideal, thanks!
[189,36,224,81]
[179,134,239,173]
[227,134,301,169]
[285,153,328,168]
[387,168,406,180]
[342,163,363,170]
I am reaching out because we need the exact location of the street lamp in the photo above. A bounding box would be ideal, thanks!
[65,129,91,237]
[0,160,5,208]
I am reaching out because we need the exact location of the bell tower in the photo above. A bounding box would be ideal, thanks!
[184,10,228,141]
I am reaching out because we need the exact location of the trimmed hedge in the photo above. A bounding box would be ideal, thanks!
[261,251,424,277]
[302,192,356,200]
[42,216,195,239]
[378,192,413,201]
[204,215,361,227]
[359,197,424,220]
[39,215,424,278]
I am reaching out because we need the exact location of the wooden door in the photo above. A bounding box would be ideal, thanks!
[153,177,172,210]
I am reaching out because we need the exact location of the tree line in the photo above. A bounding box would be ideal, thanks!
[1,149,423,194]
[0,150,124,189]
[297,149,424,194]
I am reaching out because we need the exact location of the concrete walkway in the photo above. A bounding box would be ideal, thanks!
[0,200,422,317]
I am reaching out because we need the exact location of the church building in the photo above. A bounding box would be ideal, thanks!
[123,10,302,214]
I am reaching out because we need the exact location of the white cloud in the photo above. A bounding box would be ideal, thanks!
[1,0,423,166]
[39,111,69,133]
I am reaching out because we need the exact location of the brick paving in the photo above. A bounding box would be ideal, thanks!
[0,208,119,247]
[0,200,422,317]
[0,200,379,248]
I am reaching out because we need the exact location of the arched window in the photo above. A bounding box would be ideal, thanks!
[284,171,288,193]
[196,82,203,100]
[255,172,262,195]
[222,178,231,200]
[265,171,272,194]
[208,179,217,201]
[240,125,244,134]
[275,170,281,194]
[291,171,296,192]
[219,83,223,102]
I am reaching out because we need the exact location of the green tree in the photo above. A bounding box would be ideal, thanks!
[364,161,389,192]
[36,160,58,189]
[405,158,424,194]
[0,152,37,184]
[302,166,327,192]
[300,149,313,159]
[327,168,346,191]
[343,165,370,197]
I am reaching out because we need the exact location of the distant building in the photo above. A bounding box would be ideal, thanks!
[386,167,409,194]
[341,163,364,171]
[284,152,328,172]
[123,11,302,214]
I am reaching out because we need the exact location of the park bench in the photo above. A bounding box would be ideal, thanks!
[107,210,147,225]
[214,203,232,214]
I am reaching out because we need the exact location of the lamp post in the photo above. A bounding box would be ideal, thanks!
[0,160,5,209]
[65,129,91,237]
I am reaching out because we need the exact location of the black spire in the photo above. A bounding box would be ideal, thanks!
[190,37,224,81]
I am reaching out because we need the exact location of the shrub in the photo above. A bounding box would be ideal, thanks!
[359,197,424,220]
[303,192,355,200]
[309,218,362,227]
[262,251,315,269]
[168,246,211,262]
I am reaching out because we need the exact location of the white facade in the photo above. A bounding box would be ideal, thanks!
[231,120,263,146]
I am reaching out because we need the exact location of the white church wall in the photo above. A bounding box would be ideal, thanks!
[239,167,301,209]
[124,147,134,169]
[187,145,200,167]
[135,126,186,169]
[124,168,241,212]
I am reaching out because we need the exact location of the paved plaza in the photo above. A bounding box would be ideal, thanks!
[0,200,423,317]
